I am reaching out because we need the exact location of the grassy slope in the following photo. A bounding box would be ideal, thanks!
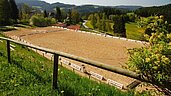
[0,34,134,96]
[85,21,94,29]
[85,21,145,40]
[126,23,144,40]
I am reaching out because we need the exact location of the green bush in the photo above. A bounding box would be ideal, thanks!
[30,15,56,27]
[128,17,171,95]
[19,19,30,25]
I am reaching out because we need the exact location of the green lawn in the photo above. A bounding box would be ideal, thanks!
[126,22,145,40]
[85,21,94,29]
[85,21,145,40]
[0,33,135,96]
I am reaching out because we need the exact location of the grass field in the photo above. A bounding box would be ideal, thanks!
[126,23,145,40]
[0,33,135,96]
[85,21,94,29]
[85,21,145,40]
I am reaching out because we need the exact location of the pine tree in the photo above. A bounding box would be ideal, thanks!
[8,0,19,21]
[105,22,112,32]
[43,10,48,18]
[0,0,19,25]
[55,7,61,22]
[61,9,67,21]
[94,13,100,28]
[101,13,107,32]
[65,9,72,25]
[0,0,3,22]
[113,15,126,37]
[19,4,32,20]
[97,20,102,31]
[71,9,80,24]
[0,0,11,25]
[90,14,96,29]
[95,14,101,30]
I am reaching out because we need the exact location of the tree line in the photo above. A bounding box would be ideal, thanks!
[0,0,81,27]
[135,4,171,24]
[88,8,134,37]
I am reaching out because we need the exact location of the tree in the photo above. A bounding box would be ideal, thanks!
[43,10,48,18]
[8,0,19,21]
[65,9,72,25]
[127,13,137,22]
[61,9,67,21]
[102,8,125,19]
[30,14,56,27]
[0,0,11,25]
[90,14,96,29]
[105,22,112,32]
[71,9,80,24]
[55,7,61,22]
[94,13,100,28]
[113,15,126,37]
[19,4,32,20]
[95,14,101,30]
[101,13,106,32]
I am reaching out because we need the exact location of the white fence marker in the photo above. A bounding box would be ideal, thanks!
[107,79,124,89]
[10,47,15,51]
[10,44,16,48]
[90,71,104,80]
[120,38,127,40]
[70,63,82,71]
[61,59,70,65]
[113,37,120,39]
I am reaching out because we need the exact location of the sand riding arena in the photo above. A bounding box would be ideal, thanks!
[4,26,145,89]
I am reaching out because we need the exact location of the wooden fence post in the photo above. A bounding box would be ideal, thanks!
[7,40,11,63]
[52,54,59,89]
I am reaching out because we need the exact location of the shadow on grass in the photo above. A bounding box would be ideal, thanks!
[10,57,77,96]
[11,58,49,84]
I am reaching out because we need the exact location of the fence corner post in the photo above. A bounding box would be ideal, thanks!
[7,40,11,63]
[52,54,59,90]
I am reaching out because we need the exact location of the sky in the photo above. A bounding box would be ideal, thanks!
[42,0,171,7]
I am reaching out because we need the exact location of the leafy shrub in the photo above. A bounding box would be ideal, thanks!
[30,15,56,27]
[144,28,155,36]
[128,16,171,95]
[128,33,171,83]
[19,19,30,25]
[137,16,170,35]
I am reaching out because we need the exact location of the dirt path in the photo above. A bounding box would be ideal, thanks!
[5,27,144,86]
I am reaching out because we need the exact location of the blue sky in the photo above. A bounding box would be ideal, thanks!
[42,0,171,6]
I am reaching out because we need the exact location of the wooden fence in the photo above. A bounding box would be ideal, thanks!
[0,37,161,90]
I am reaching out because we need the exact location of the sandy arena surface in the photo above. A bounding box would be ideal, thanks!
[5,27,144,86]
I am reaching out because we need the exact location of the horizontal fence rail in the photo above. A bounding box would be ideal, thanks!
[0,36,162,90]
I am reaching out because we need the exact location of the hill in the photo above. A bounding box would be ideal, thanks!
[15,0,142,13]
[114,5,142,10]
